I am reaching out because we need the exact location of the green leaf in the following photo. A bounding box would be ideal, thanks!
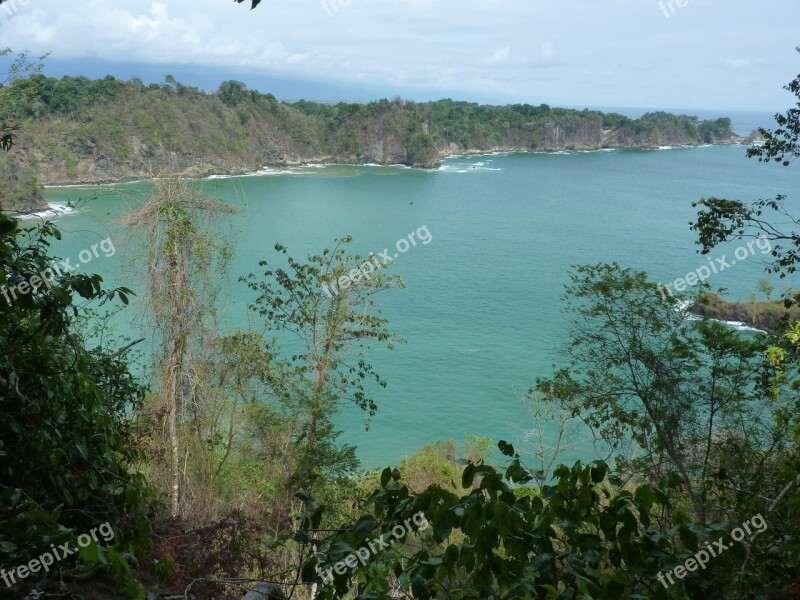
[76,442,89,459]
[398,571,411,591]
[462,463,476,489]
[0,214,17,235]
[329,541,356,556]
[78,539,99,566]
[353,515,378,537]
[411,574,431,600]
[295,490,313,502]
[577,533,602,551]
[498,440,516,457]
[590,461,608,483]
[443,544,460,565]
[380,467,392,487]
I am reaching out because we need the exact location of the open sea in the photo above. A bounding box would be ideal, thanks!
[40,129,800,469]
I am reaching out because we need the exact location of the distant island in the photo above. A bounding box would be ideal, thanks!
[1,74,740,212]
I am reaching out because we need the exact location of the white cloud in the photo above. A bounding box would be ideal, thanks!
[724,58,758,70]
[539,41,554,62]
[2,1,301,69]
[0,0,797,110]
[481,46,511,66]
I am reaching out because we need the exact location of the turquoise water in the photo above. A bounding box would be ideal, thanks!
[42,145,799,468]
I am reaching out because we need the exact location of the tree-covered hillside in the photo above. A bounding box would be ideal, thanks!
[0,74,736,184]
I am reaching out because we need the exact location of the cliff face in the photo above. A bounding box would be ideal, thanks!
[691,292,800,332]
[3,77,737,185]
[0,155,48,215]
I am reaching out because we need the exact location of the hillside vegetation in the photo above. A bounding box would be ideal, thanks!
[691,291,800,331]
[1,74,737,185]
[0,154,46,213]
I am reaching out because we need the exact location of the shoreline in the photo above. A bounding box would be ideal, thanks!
[40,140,744,189]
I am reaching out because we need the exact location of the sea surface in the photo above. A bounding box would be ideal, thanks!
[41,140,799,469]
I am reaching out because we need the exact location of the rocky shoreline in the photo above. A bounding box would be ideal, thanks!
[690,292,800,333]
[26,139,746,188]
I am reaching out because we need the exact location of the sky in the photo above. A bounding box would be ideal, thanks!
[0,0,798,112]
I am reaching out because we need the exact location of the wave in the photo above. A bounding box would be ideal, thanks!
[530,148,620,156]
[45,180,145,189]
[682,304,766,333]
[207,166,318,179]
[15,203,76,221]
[205,163,424,180]
[718,320,767,333]
[436,164,503,173]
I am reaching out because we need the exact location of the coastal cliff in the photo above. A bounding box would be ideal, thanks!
[0,155,48,215]
[2,76,738,185]
[691,292,800,332]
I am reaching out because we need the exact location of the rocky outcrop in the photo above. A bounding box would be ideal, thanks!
[690,292,800,332]
[0,155,48,215]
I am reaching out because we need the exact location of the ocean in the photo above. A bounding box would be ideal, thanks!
[42,140,799,469]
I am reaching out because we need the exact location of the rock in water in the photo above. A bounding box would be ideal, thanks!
[242,582,287,599]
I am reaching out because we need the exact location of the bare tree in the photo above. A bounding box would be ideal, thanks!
[123,178,234,517]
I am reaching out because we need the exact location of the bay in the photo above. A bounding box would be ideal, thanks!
[43,143,799,468]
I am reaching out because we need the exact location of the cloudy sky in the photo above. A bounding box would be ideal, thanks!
[1,0,798,111]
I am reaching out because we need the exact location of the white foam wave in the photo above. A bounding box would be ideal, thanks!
[720,320,766,333]
[15,203,76,221]
[45,180,146,189]
[437,164,503,173]
[682,303,766,333]
[208,166,318,179]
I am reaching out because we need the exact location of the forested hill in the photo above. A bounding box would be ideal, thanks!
[2,75,737,185]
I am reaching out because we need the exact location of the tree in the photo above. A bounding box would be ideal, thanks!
[688,51,800,595]
[0,49,45,150]
[242,239,402,490]
[299,446,699,599]
[0,46,147,595]
[0,212,148,596]
[759,279,775,301]
[534,263,771,521]
[691,48,800,284]
[123,179,235,518]
[217,80,249,106]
